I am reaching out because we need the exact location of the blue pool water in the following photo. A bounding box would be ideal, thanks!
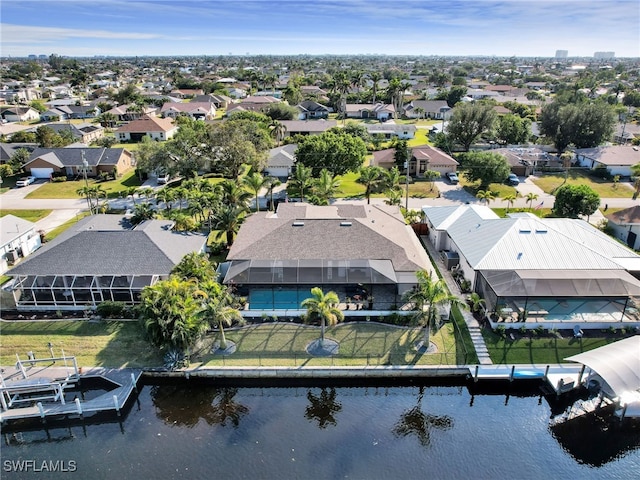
[250,288,306,310]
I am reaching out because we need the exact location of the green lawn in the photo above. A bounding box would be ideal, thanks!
[196,321,463,367]
[491,207,553,218]
[26,170,142,199]
[459,173,518,198]
[0,320,465,368]
[532,171,635,198]
[0,209,52,222]
[0,320,162,368]
[482,328,630,364]
[407,127,432,147]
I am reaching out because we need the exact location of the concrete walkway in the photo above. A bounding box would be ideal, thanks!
[420,236,492,365]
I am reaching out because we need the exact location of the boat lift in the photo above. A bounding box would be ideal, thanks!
[0,353,79,411]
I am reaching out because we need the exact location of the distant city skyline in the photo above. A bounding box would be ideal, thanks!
[1,0,639,58]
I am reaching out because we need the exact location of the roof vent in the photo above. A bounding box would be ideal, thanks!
[519,229,531,234]
[292,221,304,227]
[517,252,523,260]
[535,229,547,234]
[340,221,352,227]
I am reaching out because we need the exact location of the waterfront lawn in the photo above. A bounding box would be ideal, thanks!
[482,328,629,365]
[195,321,462,367]
[25,171,142,200]
[532,171,634,198]
[0,209,52,223]
[0,320,162,368]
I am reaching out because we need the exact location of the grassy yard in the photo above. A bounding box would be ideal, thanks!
[460,173,517,198]
[0,320,162,368]
[482,328,631,365]
[26,170,142,199]
[0,209,52,222]
[196,321,463,367]
[491,207,553,218]
[532,171,635,198]
[0,320,465,368]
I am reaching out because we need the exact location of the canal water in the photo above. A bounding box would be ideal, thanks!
[2,382,639,479]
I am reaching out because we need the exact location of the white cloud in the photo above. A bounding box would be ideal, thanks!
[1,23,161,43]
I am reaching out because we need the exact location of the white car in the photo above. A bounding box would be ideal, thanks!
[445,172,459,184]
[16,176,36,187]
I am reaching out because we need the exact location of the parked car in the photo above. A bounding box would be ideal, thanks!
[16,176,36,187]
[445,172,459,184]
[507,173,520,186]
[156,173,170,185]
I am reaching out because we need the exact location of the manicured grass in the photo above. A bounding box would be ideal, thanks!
[336,171,365,197]
[26,170,142,199]
[407,128,432,147]
[43,211,91,241]
[0,320,162,368]
[482,328,630,365]
[111,143,141,151]
[491,207,553,218]
[195,321,462,367]
[532,171,635,198]
[460,174,517,198]
[0,209,52,223]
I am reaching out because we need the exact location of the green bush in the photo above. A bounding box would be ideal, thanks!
[96,301,127,318]
[495,325,506,338]
[51,176,67,182]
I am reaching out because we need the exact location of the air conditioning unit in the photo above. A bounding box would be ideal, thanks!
[6,249,18,265]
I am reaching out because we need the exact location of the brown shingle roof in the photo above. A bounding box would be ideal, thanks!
[114,115,176,133]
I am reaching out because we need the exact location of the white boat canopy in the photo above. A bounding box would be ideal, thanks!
[565,336,640,397]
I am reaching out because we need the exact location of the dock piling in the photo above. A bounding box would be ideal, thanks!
[474,365,479,382]
[113,395,120,416]
[75,398,83,416]
[509,365,515,382]
[37,402,45,419]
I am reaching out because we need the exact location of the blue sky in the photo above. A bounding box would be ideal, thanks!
[2,0,639,58]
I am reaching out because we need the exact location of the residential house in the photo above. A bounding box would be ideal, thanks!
[296,100,331,120]
[161,102,216,120]
[606,205,640,251]
[491,147,553,176]
[575,146,640,178]
[0,143,37,165]
[43,123,105,144]
[105,104,157,122]
[0,215,42,274]
[25,147,133,178]
[225,96,281,115]
[371,144,458,177]
[114,115,177,142]
[264,144,297,179]
[422,205,640,329]
[300,85,328,98]
[65,104,99,119]
[366,123,416,140]
[192,94,232,109]
[344,103,395,121]
[403,100,453,120]
[40,106,73,122]
[279,120,337,137]
[0,106,40,123]
[169,88,204,99]
[219,203,435,313]
[6,215,208,311]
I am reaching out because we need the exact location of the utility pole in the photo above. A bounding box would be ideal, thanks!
[81,150,91,214]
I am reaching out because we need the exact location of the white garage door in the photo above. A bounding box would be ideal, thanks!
[30,168,54,179]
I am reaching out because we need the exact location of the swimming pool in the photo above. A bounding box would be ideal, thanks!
[249,288,308,310]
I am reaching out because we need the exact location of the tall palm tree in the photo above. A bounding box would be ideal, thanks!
[212,204,246,247]
[156,187,177,211]
[404,270,465,351]
[290,163,313,202]
[368,72,382,104]
[131,201,156,225]
[631,163,640,200]
[476,190,496,206]
[270,120,287,146]
[382,166,403,192]
[76,186,94,212]
[385,188,402,206]
[502,193,518,213]
[311,169,341,205]
[219,180,251,209]
[201,291,242,351]
[301,287,344,346]
[265,176,282,211]
[357,166,383,204]
[243,171,267,212]
[525,192,539,211]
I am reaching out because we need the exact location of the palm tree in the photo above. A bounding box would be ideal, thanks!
[502,193,518,213]
[219,180,251,209]
[357,166,383,204]
[404,270,465,352]
[385,188,402,206]
[76,186,93,212]
[270,120,287,146]
[156,188,177,211]
[131,201,156,225]
[243,171,267,212]
[212,204,246,247]
[265,176,282,211]
[525,192,539,211]
[387,78,402,118]
[468,292,486,315]
[301,287,344,348]
[311,169,340,205]
[413,106,425,120]
[289,163,313,202]
[476,189,496,206]
[201,291,242,352]
[368,71,382,104]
